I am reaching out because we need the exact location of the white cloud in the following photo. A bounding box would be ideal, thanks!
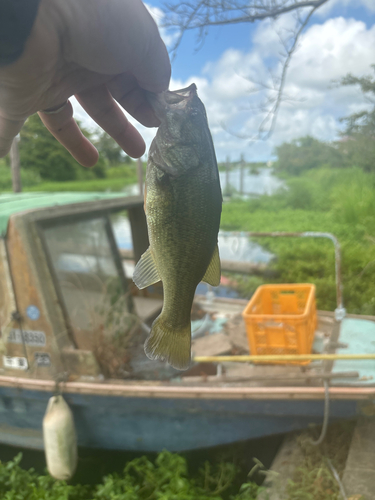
[272,17,375,143]
[287,18,375,88]
[71,14,375,163]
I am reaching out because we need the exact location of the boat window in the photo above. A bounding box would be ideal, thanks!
[43,216,135,350]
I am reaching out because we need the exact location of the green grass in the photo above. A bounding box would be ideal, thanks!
[0,162,139,193]
[23,175,138,193]
[221,167,375,314]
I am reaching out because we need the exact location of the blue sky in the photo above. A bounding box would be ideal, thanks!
[74,0,375,163]
[167,2,375,82]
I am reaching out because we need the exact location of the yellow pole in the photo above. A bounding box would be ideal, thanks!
[193,354,375,363]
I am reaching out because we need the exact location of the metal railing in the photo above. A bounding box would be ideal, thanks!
[219,231,346,320]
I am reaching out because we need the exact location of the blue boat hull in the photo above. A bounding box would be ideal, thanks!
[0,385,360,451]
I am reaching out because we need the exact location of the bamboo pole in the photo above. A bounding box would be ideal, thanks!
[137,157,143,196]
[225,155,230,194]
[10,137,22,193]
[194,354,375,363]
[239,153,244,194]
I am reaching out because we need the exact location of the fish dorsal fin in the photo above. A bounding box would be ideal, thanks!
[133,247,161,290]
[202,245,221,286]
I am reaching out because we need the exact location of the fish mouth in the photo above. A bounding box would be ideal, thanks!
[146,84,197,119]
[164,84,197,104]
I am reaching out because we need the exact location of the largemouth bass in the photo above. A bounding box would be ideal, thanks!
[133,84,222,370]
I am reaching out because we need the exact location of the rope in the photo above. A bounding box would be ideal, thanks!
[327,458,347,500]
[310,380,330,446]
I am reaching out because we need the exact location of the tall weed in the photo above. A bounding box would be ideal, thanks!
[330,169,375,231]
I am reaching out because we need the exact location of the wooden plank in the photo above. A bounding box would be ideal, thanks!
[181,371,360,385]
[5,217,70,378]
[26,195,144,223]
[0,375,374,400]
[192,333,232,357]
[0,239,16,331]
[5,220,54,377]
[225,316,250,352]
[128,204,149,263]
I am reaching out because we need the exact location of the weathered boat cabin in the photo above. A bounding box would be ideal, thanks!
[0,192,158,380]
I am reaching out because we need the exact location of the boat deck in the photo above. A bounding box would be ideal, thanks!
[173,297,375,389]
[0,296,374,399]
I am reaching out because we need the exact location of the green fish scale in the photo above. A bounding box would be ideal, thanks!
[146,164,221,330]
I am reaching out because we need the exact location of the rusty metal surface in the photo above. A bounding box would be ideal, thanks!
[0,239,16,334]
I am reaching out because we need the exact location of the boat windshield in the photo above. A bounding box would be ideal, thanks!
[43,215,135,350]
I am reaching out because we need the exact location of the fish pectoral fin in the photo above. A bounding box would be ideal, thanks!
[202,245,221,287]
[133,247,161,290]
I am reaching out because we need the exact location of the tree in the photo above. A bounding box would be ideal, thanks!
[336,65,375,173]
[162,0,331,140]
[339,65,375,136]
[274,136,341,175]
[272,65,375,174]
[19,114,106,182]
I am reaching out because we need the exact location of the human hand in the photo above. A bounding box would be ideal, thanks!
[0,0,171,166]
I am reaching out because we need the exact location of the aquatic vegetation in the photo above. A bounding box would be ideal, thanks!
[0,451,262,500]
[221,167,375,315]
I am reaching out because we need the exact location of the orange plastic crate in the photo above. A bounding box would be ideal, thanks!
[242,284,317,365]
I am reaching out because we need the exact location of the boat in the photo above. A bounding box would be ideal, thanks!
[0,192,374,452]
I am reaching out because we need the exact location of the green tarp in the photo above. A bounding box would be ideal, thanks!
[0,192,125,236]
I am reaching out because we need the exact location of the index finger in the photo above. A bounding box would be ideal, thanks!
[39,101,99,167]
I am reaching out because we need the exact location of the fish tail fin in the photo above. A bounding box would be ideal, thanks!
[144,317,191,371]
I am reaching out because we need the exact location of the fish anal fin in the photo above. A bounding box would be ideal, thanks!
[133,247,161,290]
[202,245,221,287]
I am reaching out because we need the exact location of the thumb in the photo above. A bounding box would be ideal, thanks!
[60,0,171,92]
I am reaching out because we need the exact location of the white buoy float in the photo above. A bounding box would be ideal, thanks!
[43,395,78,480]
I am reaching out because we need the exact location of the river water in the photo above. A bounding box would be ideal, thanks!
[219,166,284,197]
